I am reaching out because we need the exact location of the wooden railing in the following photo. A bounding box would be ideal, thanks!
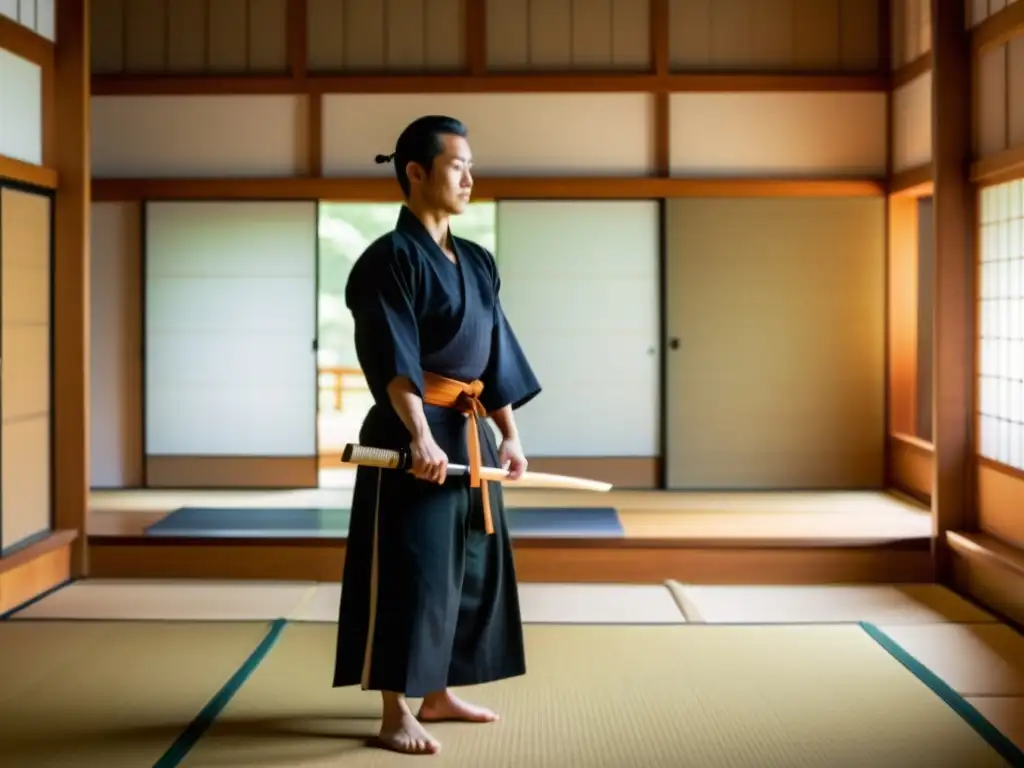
[318,366,368,411]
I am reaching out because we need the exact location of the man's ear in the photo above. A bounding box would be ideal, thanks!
[405,161,426,185]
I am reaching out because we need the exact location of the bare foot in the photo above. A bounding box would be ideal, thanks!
[377,710,441,756]
[418,690,499,724]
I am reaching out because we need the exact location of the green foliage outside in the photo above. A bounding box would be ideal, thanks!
[317,202,497,368]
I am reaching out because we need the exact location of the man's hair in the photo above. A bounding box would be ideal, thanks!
[375,115,468,197]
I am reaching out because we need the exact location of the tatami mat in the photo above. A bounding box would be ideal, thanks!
[0,620,273,767]
[666,582,997,624]
[14,580,687,625]
[876,623,1024,696]
[9,579,316,621]
[966,697,1024,752]
[292,583,342,622]
[177,622,1013,767]
[516,583,685,623]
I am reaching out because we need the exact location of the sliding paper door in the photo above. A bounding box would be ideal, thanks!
[493,201,661,487]
[1,187,52,552]
[144,202,318,488]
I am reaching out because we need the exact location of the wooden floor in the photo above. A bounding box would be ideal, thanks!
[89,486,931,543]
[85,486,935,585]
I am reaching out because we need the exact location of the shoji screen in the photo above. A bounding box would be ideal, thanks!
[493,201,661,461]
[1,187,52,553]
[144,202,319,488]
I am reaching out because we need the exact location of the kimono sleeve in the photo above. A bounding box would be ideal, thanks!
[347,246,424,401]
[479,260,542,414]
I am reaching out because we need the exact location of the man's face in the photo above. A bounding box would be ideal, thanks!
[421,134,474,215]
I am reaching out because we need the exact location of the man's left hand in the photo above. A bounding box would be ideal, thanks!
[499,436,527,481]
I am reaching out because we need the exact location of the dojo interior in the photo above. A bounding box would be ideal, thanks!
[1,0,1024,765]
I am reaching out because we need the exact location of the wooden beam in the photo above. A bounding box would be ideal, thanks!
[651,0,670,177]
[0,155,57,189]
[0,13,54,67]
[889,163,934,196]
[892,52,931,89]
[90,72,888,96]
[971,144,1024,186]
[52,0,91,576]
[972,0,1024,53]
[930,0,976,581]
[465,0,486,76]
[91,176,887,203]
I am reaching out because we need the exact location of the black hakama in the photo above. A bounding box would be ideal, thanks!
[332,206,541,698]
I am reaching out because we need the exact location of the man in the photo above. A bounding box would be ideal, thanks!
[333,115,542,756]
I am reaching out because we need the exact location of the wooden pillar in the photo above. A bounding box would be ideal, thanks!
[929,0,975,580]
[52,0,91,575]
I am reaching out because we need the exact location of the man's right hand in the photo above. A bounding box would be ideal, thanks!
[410,433,448,484]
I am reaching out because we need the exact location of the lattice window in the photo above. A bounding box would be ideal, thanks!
[978,179,1024,470]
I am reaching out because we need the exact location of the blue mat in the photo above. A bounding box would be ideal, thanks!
[144,506,624,539]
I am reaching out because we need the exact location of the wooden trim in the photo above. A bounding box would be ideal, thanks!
[52,0,90,576]
[464,0,486,76]
[145,456,319,489]
[889,163,934,196]
[85,537,932,584]
[90,72,888,96]
[91,176,887,202]
[892,52,931,89]
[887,433,934,505]
[930,0,976,580]
[972,0,1024,54]
[971,145,1024,186]
[0,13,54,67]
[950,532,1024,629]
[286,0,307,81]
[650,0,670,177]
[306,93,322,177]
[0,531,76,615]
[0,155,57,189]
[977,458,1024,548]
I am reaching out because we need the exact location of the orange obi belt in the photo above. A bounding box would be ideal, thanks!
[421,371,495,535]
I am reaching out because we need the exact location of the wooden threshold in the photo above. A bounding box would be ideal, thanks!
[90,72,888,96]
[86,534,932,585]
[0,530,77,615]
[948,530,1024,629]
[91,176,887,203]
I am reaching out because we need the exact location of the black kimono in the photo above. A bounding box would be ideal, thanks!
[333,205,541,698]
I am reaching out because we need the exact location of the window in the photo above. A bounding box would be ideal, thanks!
[978,179,1024,470]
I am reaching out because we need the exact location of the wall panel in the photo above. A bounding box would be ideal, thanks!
[665,197,886,489]
[969,0,1022,27]
[486,0,649,71]
[308,0,465,72]
[322,93,653,176]
[0,0,55,41]
[90,202,143,489]
[668,92,886,177]
[975,39,1024,159]
[91,95,307,178]
[144,202,318,488]
[0,187,51,553]
[892,72,933,172]
[0,48,43,166]
[891,0,931,68]
[668,0,881,73]
[493,201,660,459]
[91,0,290,74]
